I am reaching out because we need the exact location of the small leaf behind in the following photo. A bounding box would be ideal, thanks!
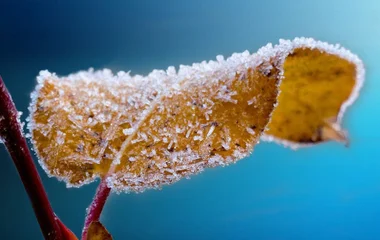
[87,221,112,240]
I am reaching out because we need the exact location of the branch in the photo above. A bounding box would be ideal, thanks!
[0,76,64,240]
[81,177,111,240]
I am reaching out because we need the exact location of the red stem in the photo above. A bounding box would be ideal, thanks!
[81,177,111,240]
[0,76,63,240]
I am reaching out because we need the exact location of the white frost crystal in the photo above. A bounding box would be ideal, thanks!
[122,128,134,135]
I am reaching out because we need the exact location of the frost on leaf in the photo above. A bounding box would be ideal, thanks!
[28,50,281,192]
[262,38,364,148]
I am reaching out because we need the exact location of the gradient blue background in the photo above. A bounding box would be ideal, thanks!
[1,0,379,239]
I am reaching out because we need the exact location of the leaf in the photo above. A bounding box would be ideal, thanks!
[86,221,112,240]
[28,38,365,192]
[28,50,280,192]
[262,38,364,148]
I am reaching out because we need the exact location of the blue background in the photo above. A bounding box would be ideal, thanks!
[1,0,379,239]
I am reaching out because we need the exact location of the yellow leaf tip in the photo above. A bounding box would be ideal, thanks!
[263,37,364,148]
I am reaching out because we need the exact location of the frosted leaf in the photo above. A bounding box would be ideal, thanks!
[27,37,364,193]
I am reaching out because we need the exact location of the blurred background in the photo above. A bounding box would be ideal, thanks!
[1,0,379,239]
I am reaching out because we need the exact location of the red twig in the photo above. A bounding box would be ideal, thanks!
[81,177,111,240]
[0,76,64,240]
